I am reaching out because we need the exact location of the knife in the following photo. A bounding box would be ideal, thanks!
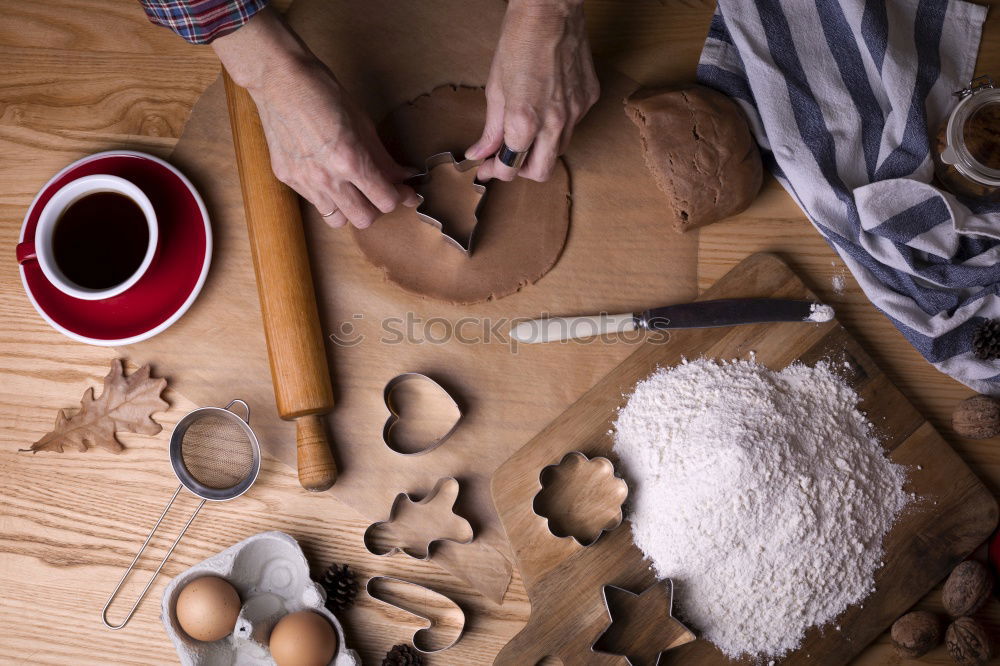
[509,298,834,344]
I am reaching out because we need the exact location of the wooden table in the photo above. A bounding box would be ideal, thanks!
[2,1,999,664]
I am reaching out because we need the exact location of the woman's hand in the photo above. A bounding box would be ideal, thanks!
[213,8,418,228]
[467,0,599,182]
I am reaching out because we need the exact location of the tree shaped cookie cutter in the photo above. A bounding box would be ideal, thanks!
[531,451,629,547]
[365,576,466,653]
[406,152,487,255]
[382,372,462,456]
[363,476,474,559]
[591,579,696,665]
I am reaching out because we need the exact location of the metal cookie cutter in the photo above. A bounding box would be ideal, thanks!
[406,152,487,254]
[532,451,628,547]
[382,372,462,456]
[363,477,474,559]
[366,576,466,653]
[592,580,696,665]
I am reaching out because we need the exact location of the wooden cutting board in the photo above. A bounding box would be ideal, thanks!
[491,252,998,665]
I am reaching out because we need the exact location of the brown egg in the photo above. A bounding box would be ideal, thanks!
[175,575,241,642]
[269,610,338,666]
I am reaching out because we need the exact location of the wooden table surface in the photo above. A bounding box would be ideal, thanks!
[2,1,999,664]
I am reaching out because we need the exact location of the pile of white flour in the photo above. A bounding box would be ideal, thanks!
[612,358,910,659]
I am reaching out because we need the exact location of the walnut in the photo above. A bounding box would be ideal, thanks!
[952,395,1000,439]
[946,617,992,666]
[943,560,994,617]
[891,610,942,658]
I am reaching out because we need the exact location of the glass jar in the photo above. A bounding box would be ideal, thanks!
[933,75,1000,202]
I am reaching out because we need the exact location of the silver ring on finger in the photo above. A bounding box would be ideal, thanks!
[498,142,530,169]
[320,209,337,218]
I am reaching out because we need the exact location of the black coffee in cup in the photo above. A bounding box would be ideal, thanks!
[52,192,150,290]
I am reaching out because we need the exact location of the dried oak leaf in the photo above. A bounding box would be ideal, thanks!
[24,359,168,454]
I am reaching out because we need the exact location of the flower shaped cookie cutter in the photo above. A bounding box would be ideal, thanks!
[531,451,629,547]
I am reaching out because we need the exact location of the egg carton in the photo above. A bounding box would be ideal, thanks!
[161,531,360,666]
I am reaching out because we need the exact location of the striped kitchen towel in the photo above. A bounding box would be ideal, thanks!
[699,0,1000,394]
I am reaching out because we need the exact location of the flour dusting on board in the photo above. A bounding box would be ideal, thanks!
[612,358,910,659]
[807,302,835,322]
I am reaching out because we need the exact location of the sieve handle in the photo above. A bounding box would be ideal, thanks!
[226,399,250,423]
[101,485,206,629]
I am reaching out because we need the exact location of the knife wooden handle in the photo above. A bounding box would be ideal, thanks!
[511,314,637,344]
[223,70,338,492]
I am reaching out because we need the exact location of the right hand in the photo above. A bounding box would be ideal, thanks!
[213,9,418,229]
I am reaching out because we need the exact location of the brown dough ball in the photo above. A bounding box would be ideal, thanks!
[952,395,1000,439]
[624,84,762,232]
[943,560,994,617]
[891,610,942,658]
[946,617,992,665]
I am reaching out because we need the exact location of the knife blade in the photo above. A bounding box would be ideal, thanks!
[509,298,833,344]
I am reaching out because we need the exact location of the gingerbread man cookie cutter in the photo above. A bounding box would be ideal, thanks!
[363,477,474,559]
[406,152,487,255]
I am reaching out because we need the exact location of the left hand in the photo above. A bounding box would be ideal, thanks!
[466,0,599,182]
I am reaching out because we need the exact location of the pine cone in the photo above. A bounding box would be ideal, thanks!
[320,562,358,614]
[381,643,423,666]
[973,319,1000,361]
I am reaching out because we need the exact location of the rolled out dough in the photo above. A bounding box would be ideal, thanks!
[352,85,571,304]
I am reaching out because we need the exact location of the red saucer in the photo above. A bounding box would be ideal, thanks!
[18,151,211,345]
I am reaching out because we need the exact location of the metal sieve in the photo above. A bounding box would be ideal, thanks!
[101,400,260,629]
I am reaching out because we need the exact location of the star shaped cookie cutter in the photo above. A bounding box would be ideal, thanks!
[406,152,487,255]
[592,580,696,665]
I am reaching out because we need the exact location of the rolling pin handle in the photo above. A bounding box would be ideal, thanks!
[296,413,337,492]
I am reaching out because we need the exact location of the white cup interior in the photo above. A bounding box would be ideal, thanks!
[34,174,158,301]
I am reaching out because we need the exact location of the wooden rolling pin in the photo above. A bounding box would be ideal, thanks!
[222,71,338,492]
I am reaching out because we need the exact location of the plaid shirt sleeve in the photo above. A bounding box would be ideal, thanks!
[139,0,269,45]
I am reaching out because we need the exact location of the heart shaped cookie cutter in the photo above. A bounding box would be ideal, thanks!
[366,576,466,653]
[406,152,487,255]
[382,372,462,456]
[363,476,474,559]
